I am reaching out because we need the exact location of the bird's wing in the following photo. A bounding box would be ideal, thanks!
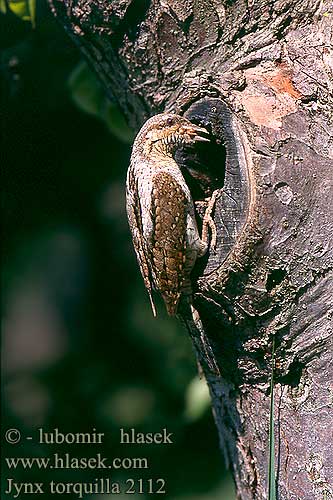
[150,171,188,316]
[126,167,157,316]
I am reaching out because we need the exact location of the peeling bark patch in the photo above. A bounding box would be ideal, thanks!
[274,182,294,205]
[245,64,302,99]
[263,63,302,99]
[238,64,301,129]
[240,94,298,130]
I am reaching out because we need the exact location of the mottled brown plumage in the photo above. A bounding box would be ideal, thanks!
[126,113,213,316]
[151,171,187,315]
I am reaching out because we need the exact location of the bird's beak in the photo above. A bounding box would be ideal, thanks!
[180,124,210,143]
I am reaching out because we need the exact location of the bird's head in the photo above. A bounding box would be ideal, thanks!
[135,113,210,156]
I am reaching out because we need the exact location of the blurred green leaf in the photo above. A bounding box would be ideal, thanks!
[28,0,35,27]
[0,0,7,14]
[69,61,134,144]
[2,0,36,26]
[68,61,103,116]
[98,386,155,426]
[184,376,211,422]
[102,101,135,144]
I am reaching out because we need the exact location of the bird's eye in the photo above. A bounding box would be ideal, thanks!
[166,117,174,126]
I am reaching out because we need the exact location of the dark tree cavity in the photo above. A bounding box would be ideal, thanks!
[49,0,333,498]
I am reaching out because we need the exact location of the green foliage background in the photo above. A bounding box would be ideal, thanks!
[1,1,234,498]
[0,0,36,26]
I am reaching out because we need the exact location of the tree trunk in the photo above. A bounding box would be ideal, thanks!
[48,0,333,498]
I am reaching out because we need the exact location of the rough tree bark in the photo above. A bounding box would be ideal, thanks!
[48,0,333,498]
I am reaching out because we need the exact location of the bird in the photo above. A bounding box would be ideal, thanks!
[126,113,217,317]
